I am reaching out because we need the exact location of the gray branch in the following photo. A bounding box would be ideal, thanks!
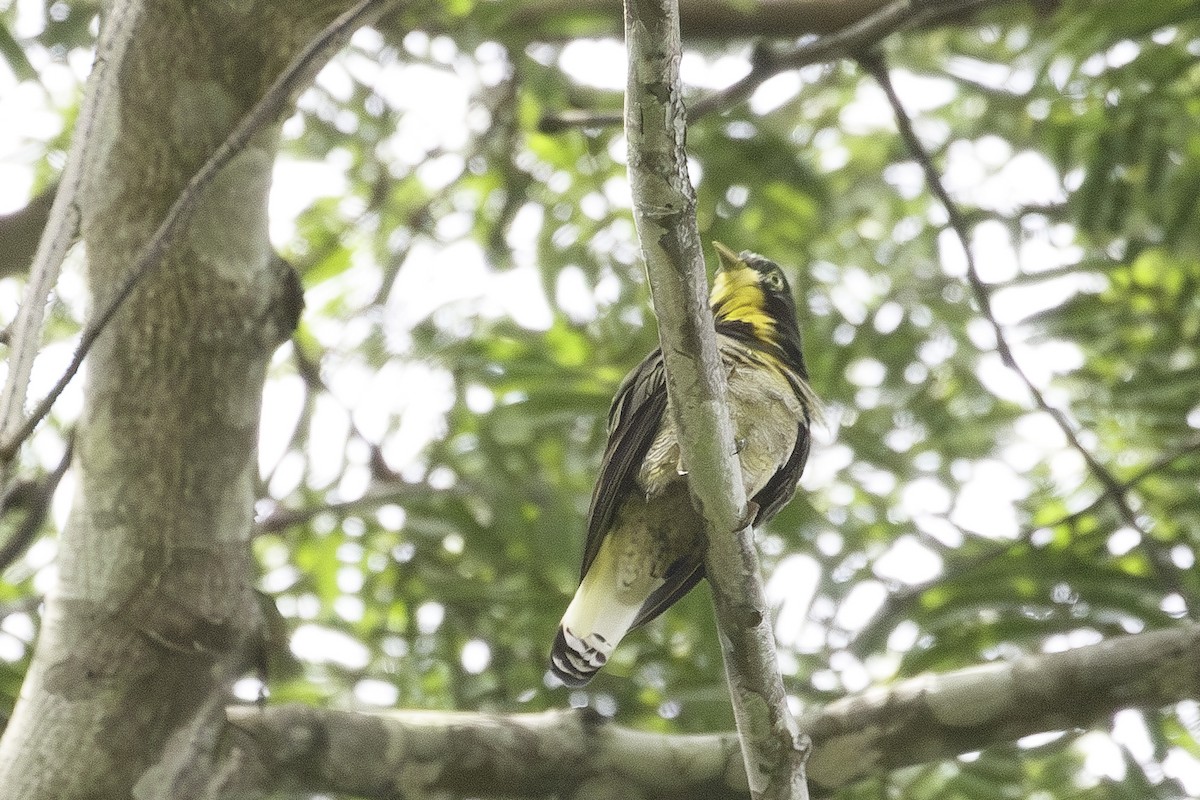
[501,0,912,40]
[622,1,807,797]
[222,623,1200,798]
[0,2,138,480]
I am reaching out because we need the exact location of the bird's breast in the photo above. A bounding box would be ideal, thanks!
[725,344,805,497]
[636,339,803,500]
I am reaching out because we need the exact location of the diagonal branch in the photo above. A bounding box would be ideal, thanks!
[540,0,1021,133]
[0,3,136,475]
[860,53,1190,607]
[623,1,807,798]
[850,433,1200,654]
[889,433,1200,603]
[689,0,1005,119]
[0,0,400,464]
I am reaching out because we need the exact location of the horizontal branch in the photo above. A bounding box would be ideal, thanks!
[223,623,1200,798]
[500,0,939,40]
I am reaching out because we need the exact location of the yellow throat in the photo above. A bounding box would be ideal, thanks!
[710,241,777,346]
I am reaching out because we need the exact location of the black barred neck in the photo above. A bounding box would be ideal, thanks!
[716,318,807,377]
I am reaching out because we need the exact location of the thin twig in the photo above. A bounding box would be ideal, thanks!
[691,0,1003,118]
[849,434,1200,651]
[540,0,1015,132]
[0,435,74,574]
[291,343,384,454]
[1050,434,1200,525]
[255,481,448,535]
[895,434,1200,602]
[862,52,1190,608]
[0,0,399,462]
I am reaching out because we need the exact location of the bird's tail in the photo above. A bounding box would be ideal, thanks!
[549,539,646,687]
[550,626,614,687]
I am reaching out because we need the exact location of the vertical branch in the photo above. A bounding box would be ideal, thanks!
[622,1,809,798]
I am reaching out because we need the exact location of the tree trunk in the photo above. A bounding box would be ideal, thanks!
[0,2,348,797]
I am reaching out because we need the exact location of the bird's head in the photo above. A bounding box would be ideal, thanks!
[709,241,807,375]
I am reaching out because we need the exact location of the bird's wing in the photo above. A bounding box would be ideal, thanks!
[632,412,810,631]
[631,416,811,629]
[750,419,810,525]
[629,554,705,630]
[579,349,669,578]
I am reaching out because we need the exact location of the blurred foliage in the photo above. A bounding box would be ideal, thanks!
[4,0,1200,798]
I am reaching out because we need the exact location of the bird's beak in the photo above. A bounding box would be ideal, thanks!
[713,240,742,273]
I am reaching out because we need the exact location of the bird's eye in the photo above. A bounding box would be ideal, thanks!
[764,272,784,291]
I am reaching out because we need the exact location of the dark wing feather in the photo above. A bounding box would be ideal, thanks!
[630,554,705,629]
[751,419,810,525]
[631,416,809,629]
[581,348,810,613]
[630,402,810,628]
[579,350,669,578]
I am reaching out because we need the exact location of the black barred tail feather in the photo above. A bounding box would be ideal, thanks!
[549,537,648,686]
[550,627,609,687]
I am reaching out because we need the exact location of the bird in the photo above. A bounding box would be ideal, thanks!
[549,241,818,687]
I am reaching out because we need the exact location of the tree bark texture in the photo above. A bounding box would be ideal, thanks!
[0,2,353,797]
[223,623,1200,798]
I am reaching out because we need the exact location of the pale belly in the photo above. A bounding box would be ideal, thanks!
[637,342,802,500]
